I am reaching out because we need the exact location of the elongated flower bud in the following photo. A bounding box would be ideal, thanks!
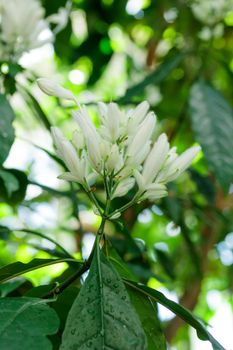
[127,112,156,159]
[127,101,149,133]
[142,133,169,184]
[112,178,135,199]
[37,78,76,101]
[157,145,200,182]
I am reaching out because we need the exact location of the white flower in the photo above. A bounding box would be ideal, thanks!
[0,0,69,61]
[51,127,89,186]
[47,3,71,35]
[112,178,135,199]
[156,146,201,183]
[37,78,76,102]
[191,0,233,25]
[134,135,200,202]
[45,82,200,207]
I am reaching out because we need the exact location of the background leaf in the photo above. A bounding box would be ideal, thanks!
[189,80,233,190]
[0,94,15,165]
[61,245,147,350]
[119,53,183,103]
[125,280,225,350]
[0,168,28,205]
[0,258,81,284]
[0,297,59,350]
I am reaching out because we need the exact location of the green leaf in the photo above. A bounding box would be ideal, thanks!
[125,280,225,350]
[127,286,167,350]
[189,80,233,190]
[61,245,147,350]
[119,53,183,103]
[0,279,25,297]
[0,258,81,284]
[0,168,28,205]
[0,297,59,350]
[0,169,19,196]
[0,94,15,165]
[154,248,176,279]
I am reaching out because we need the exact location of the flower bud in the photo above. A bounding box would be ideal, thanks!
[37,78,76,101]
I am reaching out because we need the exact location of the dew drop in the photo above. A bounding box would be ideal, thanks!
[71,328,76,335]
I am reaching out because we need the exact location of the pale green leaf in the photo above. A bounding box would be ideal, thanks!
[0,94,15,165]
[189,80,233,190]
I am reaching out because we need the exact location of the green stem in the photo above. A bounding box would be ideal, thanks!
[108,194,139,218]
[85,189,103,215]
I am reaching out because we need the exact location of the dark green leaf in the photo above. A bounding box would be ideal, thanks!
[0,168,28,204]
[0,279,25,297]
[154,248,176,279]
[189,169,215,204]
[0,297,59,350]
[127,286,167,350]
[125,280,225,350]
[0,94,15,165]
[0,258,81,284]
[61,245,147,350]
[0,169,19,196]
[189,80,233,190]
[119,53,183,102]
[52,286,80,329]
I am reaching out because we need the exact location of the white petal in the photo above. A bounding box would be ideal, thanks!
[72,130,85,150]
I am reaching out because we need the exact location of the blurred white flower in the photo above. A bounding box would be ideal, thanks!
[191,0,233,25]
[38,79,200,203]
[0,0,70,61]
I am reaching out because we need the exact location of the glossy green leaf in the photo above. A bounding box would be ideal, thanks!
[119,53,183,102]
[61,245,147,350]
[0,94,15,165]
[0,297,59,350]
[127,286,167,350]
[125,280,225,350]
[189,80,233,190]
[0,258,81,284]
[0,168,28,204]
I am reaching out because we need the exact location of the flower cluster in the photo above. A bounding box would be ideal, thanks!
[38,78,200,216]
[0,0,69,61]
